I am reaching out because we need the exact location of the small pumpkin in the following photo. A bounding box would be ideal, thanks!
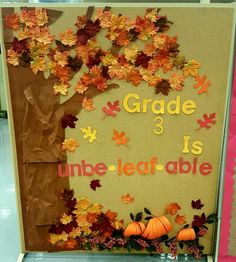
[142,216,172,240]
[123,221,146,237]
[176,228,196,241]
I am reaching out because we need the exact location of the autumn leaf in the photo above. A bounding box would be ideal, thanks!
[51,65,71,83]
[165,202,181,215]
[4,13,19,30]
[112,130,129,145]
[75,81,89,94]
[128,69,143,86]
[155,79,171,96]
[183,60,201,78]
[124,45,138,63]
[121,193,134,204]
[135,52,151,68]
[61,114,78,129]
[30,56,46,74]
[105,209,118,221]
[60,213,72,225]
[54,51,69,67]
[35,8,49,27]
[64,239,77,249]
[81,126,100,143]
[192,213,207,228]
[60,28,77,46]
[175,214,186,225]
[193,75,211,94]
[53,82,69,96]
[92,76,107,91]
[169,73,184,91]
[12,38,28,54]
[102,100,121,117]
[197,113,216,130]
[191,199,204,210]
[82,97,95,111]
[7,49,20,66]
[75,15,88,29]
[30,26,54,45]
[62,138,79,152]
[90,179,101,191]
[20,9,37,27]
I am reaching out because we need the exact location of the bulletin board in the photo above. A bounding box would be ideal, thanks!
[0,4,235,259]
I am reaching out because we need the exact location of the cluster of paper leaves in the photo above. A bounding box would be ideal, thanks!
[5,7,212,100]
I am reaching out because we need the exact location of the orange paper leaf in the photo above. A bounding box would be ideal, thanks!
[193,74,211,94]
[4,13,19,30]
[165,202,181,215]
[112,130,129,145]
[62,138,79,152]
[121,193,134,204]
[82,97,95,111]
[105,209,118,221]
[60,28,77,46]
[175,214,186,225]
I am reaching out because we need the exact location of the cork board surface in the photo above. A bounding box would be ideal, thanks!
[1,5,235,255]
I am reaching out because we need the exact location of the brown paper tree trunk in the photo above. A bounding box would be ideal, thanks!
[3,5,118,251]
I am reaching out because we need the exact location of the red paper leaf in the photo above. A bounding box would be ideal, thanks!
[197,113,216,130]
[102,100,121,117]
[191,199,204,210]
[90,179,101,191]
[192,213,207,228]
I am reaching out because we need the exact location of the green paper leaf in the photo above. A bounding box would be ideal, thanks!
[145,216,153,220]
[179,242,184,249]
[144,208,152,215]
[130,213,135,221]
[135,212,143,222]
[199,245,204,251]
[160,234,169,241]
[207,214,216,224]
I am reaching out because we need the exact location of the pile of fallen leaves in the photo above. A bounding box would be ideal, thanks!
[48,189,215,259]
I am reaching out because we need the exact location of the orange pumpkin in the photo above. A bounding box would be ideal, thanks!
[142,216,172,240]
[123,222,146,237]
[176,228,196,241]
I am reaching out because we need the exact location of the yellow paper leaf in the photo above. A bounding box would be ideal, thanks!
[30,56,46,74]
[183,60,201,78]
[53,82,69,96]
[81,126,99,143]
[60,213,72,225]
